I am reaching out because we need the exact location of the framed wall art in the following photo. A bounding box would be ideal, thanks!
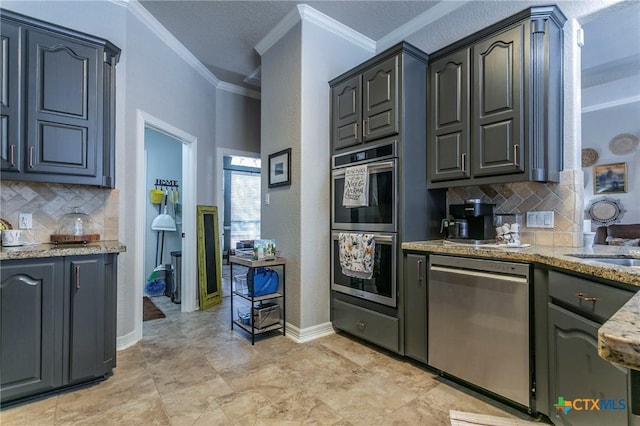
[593,162,627,194]
[268,148,291,188]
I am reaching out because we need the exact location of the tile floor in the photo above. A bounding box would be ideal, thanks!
[1,268,537,425]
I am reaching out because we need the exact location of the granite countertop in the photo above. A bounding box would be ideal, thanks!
[0,240,126,260]
[402,240,640,371]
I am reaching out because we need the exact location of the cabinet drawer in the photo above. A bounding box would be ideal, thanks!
[332,298,399,352]
[548,271,634,321]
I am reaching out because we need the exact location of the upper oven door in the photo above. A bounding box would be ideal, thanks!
[332,158,397,232]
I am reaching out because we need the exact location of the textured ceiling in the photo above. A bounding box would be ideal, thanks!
[138,0,640,91]
[138,0,439,88]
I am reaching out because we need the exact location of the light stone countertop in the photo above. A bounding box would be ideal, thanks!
[402,240,640,371]
[0,240,126,260]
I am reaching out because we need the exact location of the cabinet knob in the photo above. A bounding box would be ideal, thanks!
[356,320,367,329]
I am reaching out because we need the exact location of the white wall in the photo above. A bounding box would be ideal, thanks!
[582,102,640,224]
[2,1,260,345]
[215,89,261,153]
[260,18,373,333]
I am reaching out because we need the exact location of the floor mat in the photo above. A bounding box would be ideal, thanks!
[143,296,166,321]
[449,410,540,426]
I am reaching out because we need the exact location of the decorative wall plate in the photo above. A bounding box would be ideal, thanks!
[581,148,599,167]
[585,197,626,225]
[609,133,639,155]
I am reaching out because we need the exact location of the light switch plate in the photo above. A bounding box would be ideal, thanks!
[526,211,554,228]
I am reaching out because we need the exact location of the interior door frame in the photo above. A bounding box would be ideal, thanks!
[136,111,198,339]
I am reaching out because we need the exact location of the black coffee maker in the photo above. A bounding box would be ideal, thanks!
[449,199,495,243]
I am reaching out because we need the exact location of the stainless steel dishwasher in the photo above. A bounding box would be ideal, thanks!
[428,254,531,408]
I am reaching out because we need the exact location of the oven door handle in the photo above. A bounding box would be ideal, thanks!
[332,160,394,177]
[332,232,394,243]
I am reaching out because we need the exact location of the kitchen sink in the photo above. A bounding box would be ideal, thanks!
[569,255,640,267]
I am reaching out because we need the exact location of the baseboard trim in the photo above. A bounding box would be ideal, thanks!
[117,330,139,351]
[285,321,335,343]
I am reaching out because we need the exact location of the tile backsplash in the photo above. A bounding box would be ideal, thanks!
[447,170,583,246]
[0,181,119,243]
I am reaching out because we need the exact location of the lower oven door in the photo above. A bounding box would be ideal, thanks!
[331,232,397,307]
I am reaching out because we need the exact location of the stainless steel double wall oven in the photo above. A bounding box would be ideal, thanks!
[331,141,398,307]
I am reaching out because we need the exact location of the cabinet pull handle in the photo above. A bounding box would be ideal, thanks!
[9,144,15,166]
[417,260,423,284]
[29,146,34,168]
[575,292,598,302]
[461,153,466,173]
[353,123,358,140]
[362,120,366,139]
[513,144,520,167]
[75,266,81,289]
[356,320,366,329]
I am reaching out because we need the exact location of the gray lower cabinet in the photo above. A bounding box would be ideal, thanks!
[0,254,117,406]
[0,9,120,187]
[548,270,636,426]
[428,6,565,188]
[404,253,427,363]
[0,258,64,402]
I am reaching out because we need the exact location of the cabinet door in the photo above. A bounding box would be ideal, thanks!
[26,29,100,178]
[332,75,361,151]
[0,19,22,173]
[0,259,63,403]
[404,254,427,363]
[65,256,106,384]
[429,50,470,182]
[548,304,630,426]
[472,24,525,177]
[362,55,398,142]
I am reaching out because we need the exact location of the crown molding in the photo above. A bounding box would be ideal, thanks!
[116,0,260,99]
[582,95,640,113]
[217,81,261,100]
[377,0,470,51]
[255,5,301,55]
[297,4,375,52]
[255,4,375,56]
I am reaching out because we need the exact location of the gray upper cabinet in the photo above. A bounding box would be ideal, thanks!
[472,25,524,177]
[0,9,120,187]
[332,75,361,151]
[331,54,399,152]
[428,6,566,188]
[429,49,470,181]
[0,19,22,173]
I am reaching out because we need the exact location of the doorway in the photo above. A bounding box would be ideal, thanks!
[144,128,182,304]
[136,110,197,342]
[222,155,261,256]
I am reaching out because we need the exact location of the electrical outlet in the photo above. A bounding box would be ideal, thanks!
[526,211,554,228]
[19,213,33,229]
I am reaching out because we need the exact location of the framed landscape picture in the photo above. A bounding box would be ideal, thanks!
[593,162,627,194]
[268,148,291,188]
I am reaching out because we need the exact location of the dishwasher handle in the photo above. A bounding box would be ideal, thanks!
[430,265,528,284]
